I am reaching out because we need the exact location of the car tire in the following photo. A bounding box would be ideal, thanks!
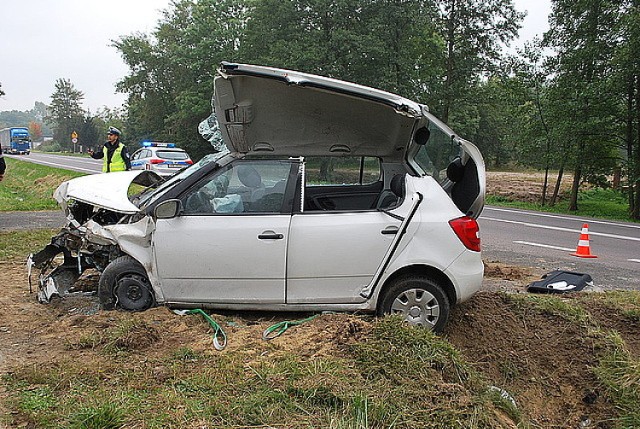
[377,275,450,333]
[98,255,154,312]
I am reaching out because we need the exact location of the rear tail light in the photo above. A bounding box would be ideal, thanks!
[149,158,164,164]
[186,159,193,164]
[449,216,481,252]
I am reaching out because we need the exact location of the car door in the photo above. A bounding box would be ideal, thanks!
[286,158,402,304]
[152,159,299,304]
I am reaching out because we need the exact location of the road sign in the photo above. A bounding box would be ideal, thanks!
[72,138,78,143]
[71,131,78,139]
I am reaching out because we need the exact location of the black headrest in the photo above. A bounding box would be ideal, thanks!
[237,165,262,188]
[390,174,405,197]
[446,157,465,183]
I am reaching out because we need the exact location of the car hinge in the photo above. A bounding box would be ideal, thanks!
[359,192,423,299]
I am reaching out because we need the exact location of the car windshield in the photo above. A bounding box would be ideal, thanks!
[157,150,189,160]
[137,152,230,209]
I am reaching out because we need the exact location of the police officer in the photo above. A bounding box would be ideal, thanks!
[0,146,6,181]
[88,126,131,172]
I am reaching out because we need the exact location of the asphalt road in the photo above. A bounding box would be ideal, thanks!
[5,152,102,174]
[480,207,640,291]
[4,152,640,290]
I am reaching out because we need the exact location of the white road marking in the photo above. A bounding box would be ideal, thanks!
[485,206,640,230]
[513,240,575,252]
[483,217,640,242]
[629,259,640,263]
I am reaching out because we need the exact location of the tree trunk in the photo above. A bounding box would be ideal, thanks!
[542,167,549,206]
[550,165,564,206]
[627,74,635,213]
[569,167,581,211]
[443,0,456,123]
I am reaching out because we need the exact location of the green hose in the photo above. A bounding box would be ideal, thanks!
[262,314,319,340]
[179,309,227,351]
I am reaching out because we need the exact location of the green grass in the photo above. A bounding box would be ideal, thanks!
[0,157,84,211]
[0,229,58,261]
[486,187,635,222]
[1,317,512,428]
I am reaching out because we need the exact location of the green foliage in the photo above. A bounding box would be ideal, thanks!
[114,0,523,163]
[47,78,86,151]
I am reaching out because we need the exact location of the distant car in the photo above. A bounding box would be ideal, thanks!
[130,142,193,176]
[30,62,485,332]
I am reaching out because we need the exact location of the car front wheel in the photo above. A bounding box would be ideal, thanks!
[378,275,450,333]
[98,255,154,311]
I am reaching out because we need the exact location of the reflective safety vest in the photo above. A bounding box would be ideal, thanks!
[102,144,126,172]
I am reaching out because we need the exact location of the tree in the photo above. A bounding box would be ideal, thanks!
[115,0,249,159]
[0,82,4,97]
[47,78,86,150]
[545,0,621,211]
[434,0,524,129]
[613,0,640,219]
[28,121,43,142]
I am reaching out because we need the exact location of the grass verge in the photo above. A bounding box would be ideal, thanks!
[0,229,58,261]
[0,157,84,211]
[486,188,635,222]
[503,292,640,427]
[2,317,515,428]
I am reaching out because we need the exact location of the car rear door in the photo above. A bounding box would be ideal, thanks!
[285,159,402,304]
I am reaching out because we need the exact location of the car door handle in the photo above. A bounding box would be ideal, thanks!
[258,232,284,240]
[381,226,399,235]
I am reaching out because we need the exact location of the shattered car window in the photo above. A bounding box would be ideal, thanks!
[198,98,228,154]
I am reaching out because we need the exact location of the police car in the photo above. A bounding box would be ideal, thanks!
[130,142,193,177]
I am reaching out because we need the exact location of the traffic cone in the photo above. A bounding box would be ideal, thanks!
[571,223,597,258]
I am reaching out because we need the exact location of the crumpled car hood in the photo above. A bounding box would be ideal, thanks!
[53,170,163,214]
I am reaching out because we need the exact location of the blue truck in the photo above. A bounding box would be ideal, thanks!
[0,127,31,154]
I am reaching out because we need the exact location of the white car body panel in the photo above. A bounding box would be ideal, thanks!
[214,63,422,160]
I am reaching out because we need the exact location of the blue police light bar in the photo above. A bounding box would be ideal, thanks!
[141,141,176,148]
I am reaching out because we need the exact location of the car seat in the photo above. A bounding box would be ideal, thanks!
[374,174,405,209]
[237,165,266,208]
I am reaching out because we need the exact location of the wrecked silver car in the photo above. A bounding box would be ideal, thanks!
[30,62,485,331]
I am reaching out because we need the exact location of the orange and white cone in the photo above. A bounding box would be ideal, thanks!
[571,223,597,258]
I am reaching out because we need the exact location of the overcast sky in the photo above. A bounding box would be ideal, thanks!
[0,0,552,113]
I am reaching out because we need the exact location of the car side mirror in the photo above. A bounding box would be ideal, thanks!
[154,199,182,219]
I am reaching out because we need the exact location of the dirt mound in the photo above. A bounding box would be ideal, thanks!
[446,293,611,427]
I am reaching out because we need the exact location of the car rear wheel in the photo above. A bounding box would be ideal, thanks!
[98,255,154,311]
[377,275,450,333]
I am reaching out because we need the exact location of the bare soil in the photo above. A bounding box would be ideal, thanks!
[486,170,572,203]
